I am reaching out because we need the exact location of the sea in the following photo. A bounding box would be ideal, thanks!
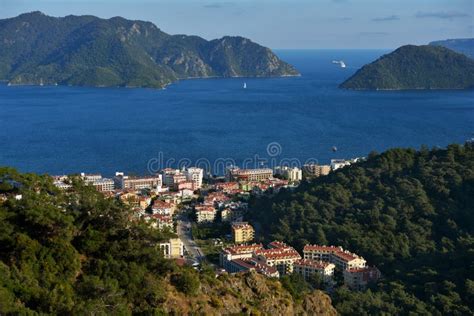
[1,49,473,176]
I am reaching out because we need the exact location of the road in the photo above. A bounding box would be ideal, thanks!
[176,213,205,263]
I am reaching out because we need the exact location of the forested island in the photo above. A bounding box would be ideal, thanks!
[249,143,474,314]
[340,45,474,90]
[0,12,298,89]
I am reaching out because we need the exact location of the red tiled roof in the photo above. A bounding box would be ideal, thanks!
[224,243,263,255]
[332,251,360,262]
[294,259,332,269]
[303,245,343,253]
[255,247,301,260]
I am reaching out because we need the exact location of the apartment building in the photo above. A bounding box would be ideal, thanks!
[293,259,335,282]
[343,267,381,291]
[219,244,264,270]
[145,214,174,230]
[303,245,367,270]
[195,205,216,223]
[254,242,301,275]
[185,167,204,189]
[231,222,255,243]
[151,200,174,215]
[303,164,331,177]
[159,238,184,259]
[274,166,303,182]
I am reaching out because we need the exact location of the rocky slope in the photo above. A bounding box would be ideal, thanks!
[162,271,337,315]
[0,12,299,88]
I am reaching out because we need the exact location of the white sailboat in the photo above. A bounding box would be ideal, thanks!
[243,82,247,89]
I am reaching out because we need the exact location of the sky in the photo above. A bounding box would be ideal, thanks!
[0,0,472,49]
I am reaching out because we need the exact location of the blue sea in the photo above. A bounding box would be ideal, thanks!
[1,50,473,176]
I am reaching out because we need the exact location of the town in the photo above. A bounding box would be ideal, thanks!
[52,157,379,291]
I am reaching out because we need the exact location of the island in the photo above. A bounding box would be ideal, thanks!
[340,45,474,90]
[0,12,299,89]
[430,38,474,59]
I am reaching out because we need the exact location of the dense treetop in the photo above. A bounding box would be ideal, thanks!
[0,12,299,88]
[340,45,474,90]
[249,143,474,315]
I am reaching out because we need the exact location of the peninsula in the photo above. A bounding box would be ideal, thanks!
[0,12,299,89]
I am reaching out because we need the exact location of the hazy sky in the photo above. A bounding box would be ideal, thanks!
[0,0,472,49]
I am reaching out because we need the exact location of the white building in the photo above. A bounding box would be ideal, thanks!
[159,238,184,259]
[185,167,204,189]
[294,259,336,282]
[330,159,351,171]
[196,208,216,223]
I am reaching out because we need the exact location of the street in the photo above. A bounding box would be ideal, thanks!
[176,213,205,263]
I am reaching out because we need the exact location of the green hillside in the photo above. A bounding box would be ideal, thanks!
[340,45,474,90]
[0,12,299,88]
[249,143,474,314]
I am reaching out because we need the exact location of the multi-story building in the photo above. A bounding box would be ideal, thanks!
[219,244,264,270]
[159,238,184,259]
[303,245,367,270]
[159,169,180,187]
[144,214,174,230]
[185,167,204,189]
[274,166,303,182]
[81,173,103,183]
[303,164,331,177]
[80,173,115,192]
[293,259,335,282]
[254,242,301,275]
[226,167,273,182]
[195,206,216,223]
[343,267,381,290]
[221,207,245,222]
[151,200,174,215]
[91,178,115,192]
[232,222,255,244]
[114,172,162,190]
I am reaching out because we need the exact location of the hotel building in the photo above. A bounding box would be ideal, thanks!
[226,167,273,182]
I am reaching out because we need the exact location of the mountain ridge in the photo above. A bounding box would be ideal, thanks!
[429,38,474,59]
[0,12,299,89]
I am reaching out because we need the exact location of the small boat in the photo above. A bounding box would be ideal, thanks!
[332,60,346,68]
[332,146,338,152]
[39,78,44,86]
[243,82,247,89]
